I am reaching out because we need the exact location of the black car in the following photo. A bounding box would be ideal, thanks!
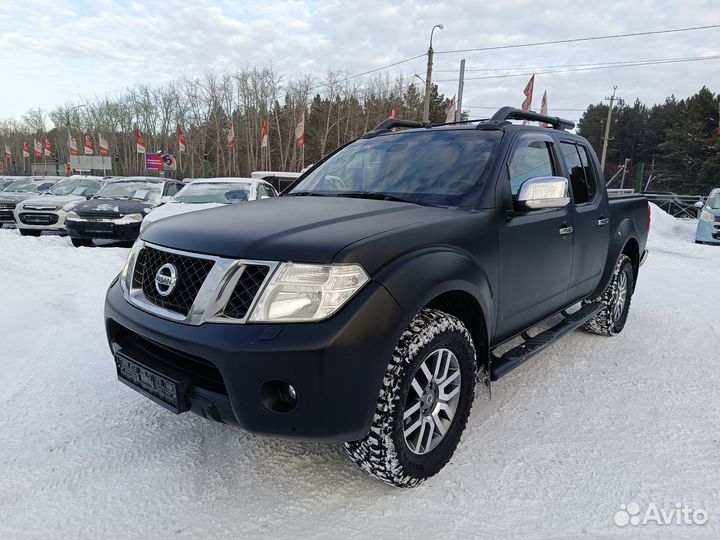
[66,177,184,246]
[105,107,649,486]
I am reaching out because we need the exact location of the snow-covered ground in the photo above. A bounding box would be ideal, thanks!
[1,206,719,540]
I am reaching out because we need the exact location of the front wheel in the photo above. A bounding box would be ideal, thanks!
[345,309,476,487]
[583,254,635,336]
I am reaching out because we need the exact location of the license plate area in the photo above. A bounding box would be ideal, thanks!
[115,349,190,414]
[86,222,114,234]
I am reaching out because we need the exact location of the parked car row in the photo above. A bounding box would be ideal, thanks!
[694,188,720,244]
[0,174,280,246]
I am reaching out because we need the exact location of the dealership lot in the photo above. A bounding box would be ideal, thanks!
[1,207,719,539]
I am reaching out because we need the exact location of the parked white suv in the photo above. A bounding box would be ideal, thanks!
[13,175,108,236]
[140,177,278,233]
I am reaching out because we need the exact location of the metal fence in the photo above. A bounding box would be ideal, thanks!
[609,189,705,219]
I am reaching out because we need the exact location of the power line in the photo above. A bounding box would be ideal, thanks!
[464,105,586,111]
[308,54,426,91]
[433,55,720,82]
[434,24,720,55]
[433,55,720,73]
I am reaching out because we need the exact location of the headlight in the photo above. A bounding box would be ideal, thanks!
[116,213,143,224]
[700,210,715,223]
[62,201,80,212]
[120,241,144,293]
[248,263,369,322]
[66,211,80,220]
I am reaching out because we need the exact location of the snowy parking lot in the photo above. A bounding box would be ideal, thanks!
[1,206,719,539]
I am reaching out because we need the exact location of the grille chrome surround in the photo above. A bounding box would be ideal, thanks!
[124,241,278,325]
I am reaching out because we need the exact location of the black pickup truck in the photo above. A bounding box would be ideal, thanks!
[105,107,649,487]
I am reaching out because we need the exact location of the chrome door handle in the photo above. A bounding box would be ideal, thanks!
[597,218,610,226]
[559,226,574,235]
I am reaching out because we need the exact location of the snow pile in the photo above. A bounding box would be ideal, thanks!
[647,202,698,244]
[1,214,720,540]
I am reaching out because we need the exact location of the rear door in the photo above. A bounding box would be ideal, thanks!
[496,132,574,339]
[557,140,610,300]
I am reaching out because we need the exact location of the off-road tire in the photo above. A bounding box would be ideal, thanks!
[71,238,92,247]
[583,254,634,336]
[18,229,41,237]
[344,309,476,487]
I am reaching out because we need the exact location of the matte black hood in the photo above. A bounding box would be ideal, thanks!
[73,198,157,218]
[141,196,456,263]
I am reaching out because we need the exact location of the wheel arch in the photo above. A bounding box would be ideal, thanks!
[591,216,640,297]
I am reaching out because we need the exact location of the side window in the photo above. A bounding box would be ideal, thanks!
[508,140,555,196]
[577,145,597,203]
[164,183,180,197]
[560,142,594,205]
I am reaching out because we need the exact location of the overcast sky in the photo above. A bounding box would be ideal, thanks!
[1,0,718,126]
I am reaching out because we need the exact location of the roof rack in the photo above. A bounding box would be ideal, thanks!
[363,118,427,138]
[490,106,575,131]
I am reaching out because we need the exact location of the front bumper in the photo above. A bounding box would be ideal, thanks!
[14,208,68,231]
[66,218,141,241]
[104,276,409,442]
[696,219,720,244]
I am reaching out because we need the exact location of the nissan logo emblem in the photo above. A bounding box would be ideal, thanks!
[155,263,178,297]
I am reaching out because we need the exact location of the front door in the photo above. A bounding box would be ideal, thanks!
[496,133,574,340]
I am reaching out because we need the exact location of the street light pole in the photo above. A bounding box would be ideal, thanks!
[423,24,443,123]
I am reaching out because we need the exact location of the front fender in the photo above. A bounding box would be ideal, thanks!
[373,247,494,342]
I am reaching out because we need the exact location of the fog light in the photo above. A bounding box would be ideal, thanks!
[260,380,298,413]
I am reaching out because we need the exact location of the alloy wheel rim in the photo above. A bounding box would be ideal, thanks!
[613,270,628,322]
[402,348,462,455]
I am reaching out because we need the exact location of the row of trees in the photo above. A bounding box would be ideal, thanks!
[577,86,720,194]
[0,67,451,179]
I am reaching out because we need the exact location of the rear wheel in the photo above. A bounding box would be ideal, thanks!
[71,238,92,247]
[345,309,476,487]
[18,229,41,237]
[583,254,634,336]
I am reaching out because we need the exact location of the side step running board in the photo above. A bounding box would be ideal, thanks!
[490,302,603,381]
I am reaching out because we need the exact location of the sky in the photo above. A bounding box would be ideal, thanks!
[0,0,719,127]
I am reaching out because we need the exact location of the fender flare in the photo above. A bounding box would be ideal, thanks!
[592,217,639,297]
[373,246,494,346]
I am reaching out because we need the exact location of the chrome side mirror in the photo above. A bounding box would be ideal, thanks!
[516,176,570,210]
[694,201,704,210]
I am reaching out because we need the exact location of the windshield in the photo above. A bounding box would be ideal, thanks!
[94,180,161,202]
[4,178,55,193]
[49,178,102,197]
[173,183,251,204]
[706,195,720,210]
[289,130,502,207]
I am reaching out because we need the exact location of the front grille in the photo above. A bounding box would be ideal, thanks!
[19,212,58,225]
[223,265,270,319]
[109,321,227,394]
[77,211,120,219]
[0,210,14,220]
[133,246,214,316]
[0,203,15,209]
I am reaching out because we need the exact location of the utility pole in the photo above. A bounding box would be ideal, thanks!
[423,24,443,123]
[600,85,618,171]
[619,157,630,188]
[455,59,465,122]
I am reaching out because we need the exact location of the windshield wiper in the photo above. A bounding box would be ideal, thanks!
[286,191,332,197]
[335,192,423,205]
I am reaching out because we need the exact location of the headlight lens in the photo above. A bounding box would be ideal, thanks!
[700,210,715,223]
[66,211,80,220]
[120,241,144,293]
[117,213,143,224]
[248,263,369,322]
[62,201,80,212]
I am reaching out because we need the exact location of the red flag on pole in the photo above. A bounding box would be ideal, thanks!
[98,133,109,156]
[539,90,549,127]
[22,141,30,158]
[83,134,94,155]
[389,105,398,119]
[178,125,186,153]
[227,123,236,151]
[44,138,53,156]
[33,139,42,159]
[445,96,456,123]
[260,118,269,148]
[522,74,535,112]
[294,113,305,148]
[135,130,147,154]
[69,136,79,156]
